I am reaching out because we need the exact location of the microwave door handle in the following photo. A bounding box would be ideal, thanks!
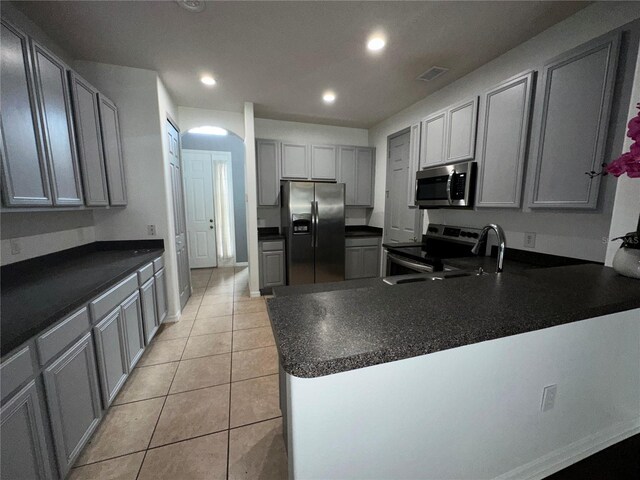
[446,169,455,205]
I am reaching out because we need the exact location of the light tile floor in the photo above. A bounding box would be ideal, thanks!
[69,267,287,480]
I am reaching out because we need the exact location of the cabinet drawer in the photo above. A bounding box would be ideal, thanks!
[260,240,284,252]
[153,256,164,272]
[36,307,90,366]
[89,273,137,322]
[1,345,35,402]
[345,237,381,248]
[137,263,154,285]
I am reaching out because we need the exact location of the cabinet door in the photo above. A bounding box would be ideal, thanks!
[407,123,421,207]
[98,94,127,206]
[43,332,102,477]
[310,144,337,180]
[361,246,380,278]
[281,143,308,179]
[93,309,128,408]
[476,71,535,208]
[338,146,357,205]
[355,148,374,206]
[122,291,145,370]
[446,97,478,162]
[256,139,280,206]
[529,33,620,209]
[68,71,109,206]
[30,40,84,206]
[345,246,362,280]
[261,250,285,287]
[420,111,447,168]
[141,278,159,345]
[1,381,54,480]
[154,268,168,324]
[0,20,52,207]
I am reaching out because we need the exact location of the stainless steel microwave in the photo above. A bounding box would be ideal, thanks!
[415,161,476,208]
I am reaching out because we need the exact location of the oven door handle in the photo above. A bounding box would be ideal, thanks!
[446,169,455,205]
[387,253,434,273]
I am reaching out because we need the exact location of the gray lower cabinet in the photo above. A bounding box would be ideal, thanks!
[476,71,535,208]
[1,381,54,480]
[30,40,84,206]
[256,139,281,206]
[68,71,109,207]
[93,309,128,408]
[259,240,285,289]
[122,291,145,370]
[529,32,620,209]
[98,94,127,206]
[345,237,381,280]
[0,20,52,207]
[154,268,168,324]
[338,146,375,207]
[43,332,102,478]
[141,277,160,344]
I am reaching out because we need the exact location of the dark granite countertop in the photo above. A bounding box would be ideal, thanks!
[345,225,383,238]
[258,227,284,240]
[273,278,385,297]
[1,241,164,357]
[267,264,640,378]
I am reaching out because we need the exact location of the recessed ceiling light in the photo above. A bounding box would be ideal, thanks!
[176,0,205,13]
[200,75,216,86]
[188,126,228,136]
[322,91,336,104]
[367,36,386,52]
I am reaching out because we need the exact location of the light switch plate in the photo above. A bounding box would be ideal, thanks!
[147,225,156,236]
[524,232,536,248]
[10,239,21,255]
[541,384,557,412]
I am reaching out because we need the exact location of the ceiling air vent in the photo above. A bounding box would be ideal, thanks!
[417,66,449,82]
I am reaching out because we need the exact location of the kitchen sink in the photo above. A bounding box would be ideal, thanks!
[382,269,487,285]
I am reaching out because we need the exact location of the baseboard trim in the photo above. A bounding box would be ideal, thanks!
[235,262,248,267]
[164,312,181,323]
[496,418,640,480]
[250,290,261,298]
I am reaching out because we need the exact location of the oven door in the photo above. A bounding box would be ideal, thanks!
[386,253,434,276]
[415,161,476,208]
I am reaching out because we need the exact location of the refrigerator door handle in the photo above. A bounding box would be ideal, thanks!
[310,201,316,248]
[313,200,319,248]
[314,201,319,249]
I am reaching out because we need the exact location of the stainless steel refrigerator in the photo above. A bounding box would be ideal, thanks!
[281,181,345,285]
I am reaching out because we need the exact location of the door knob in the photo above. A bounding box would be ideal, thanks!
[209,219,213,222]
[209,226,214,229]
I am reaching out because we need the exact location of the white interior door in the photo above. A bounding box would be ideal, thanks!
[183,150,218,268]
[384,130,423,243]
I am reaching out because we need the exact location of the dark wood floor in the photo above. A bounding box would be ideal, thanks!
[547,434,639,479]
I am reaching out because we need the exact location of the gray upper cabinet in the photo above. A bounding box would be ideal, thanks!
[256,139,280,206]
[355,147,374,206]
[68,71,109,206]
[476,71,535,208]
[98,94,127,206]
[407,123,421,207]
[30,40,84,206]
[141,277,159,344]
[338,146,357,204]
[154,268,168,324]
[1,381,54,480]
[446,97,478,162]
[281,143,308,179]
[0,20,52,207]
[93,309,128,408]
[529,33,620,209]
[121,291,145,370]
[310,144,337,180]
[43,332,102,478]
[420,110,447,168]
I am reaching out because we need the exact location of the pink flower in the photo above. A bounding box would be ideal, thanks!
[628,116,640,140]
[607,104,640,179]
[606,157,628,177]
[630,142,640,158]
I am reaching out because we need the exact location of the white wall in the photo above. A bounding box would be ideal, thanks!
[244,103,260,296]
[368,3,640,262]
[605,45,640,266]
[178,106,245,139]
[0,226,95,265]
[73,61,182,320]
[287,309,640,479]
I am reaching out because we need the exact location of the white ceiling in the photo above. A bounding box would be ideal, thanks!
[15,1,588,128]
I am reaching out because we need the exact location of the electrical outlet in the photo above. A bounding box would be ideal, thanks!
[524,232,536,248]
[10,239,21,255]
[541,384,557,412]
[147,225,156,236]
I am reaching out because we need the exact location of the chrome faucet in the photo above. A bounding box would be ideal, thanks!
[471,224,506,273]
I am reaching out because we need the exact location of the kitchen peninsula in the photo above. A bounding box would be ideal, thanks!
[267,265,640,479]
